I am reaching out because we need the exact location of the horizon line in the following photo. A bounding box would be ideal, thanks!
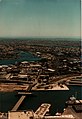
[0,36,80,39]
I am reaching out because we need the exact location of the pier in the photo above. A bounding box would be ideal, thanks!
[35,103,51,116]
[69,81,82,84]
[17,92,32,95]
[66,77,82,86]
[11,83,36,111]
[11,95,26,111]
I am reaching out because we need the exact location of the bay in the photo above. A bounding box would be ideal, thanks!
[0,86,81,115]
[0,50,81,115]
[0,51,40,65]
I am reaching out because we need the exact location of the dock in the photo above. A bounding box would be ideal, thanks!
[11,83,35,111]
[44,115,75,119]
[35,103,51,116]
[18,92,32,95]
[66,79,82,86]
[69,81,82,84]
[11,95,26,111]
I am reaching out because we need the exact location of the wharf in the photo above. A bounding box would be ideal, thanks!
[8,105,76,119]
[66,83,82,86]
[11,84,35,111]
[11,95,26,111]
[44,115,75,119]
[32,84,69,90]
[35,103,51,116]
[18,92,32,95]
[8,110,34,119]
[0,84,29,92]
[69,81,82,84]
[66,76,82,86]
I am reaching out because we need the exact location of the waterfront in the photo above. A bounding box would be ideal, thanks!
[0,51,40,65]
[0,0,81,118]
[0,86,81,115]
[0,47,81,115]
[0,40,81,118]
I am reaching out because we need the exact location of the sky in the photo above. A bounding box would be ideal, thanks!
[0,0,81,38]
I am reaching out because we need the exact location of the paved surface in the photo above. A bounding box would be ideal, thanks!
[8,111,33,119]
[11,95,26,111]
[35,103,51,116]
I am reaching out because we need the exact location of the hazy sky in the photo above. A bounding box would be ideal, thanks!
[0,0,80,38]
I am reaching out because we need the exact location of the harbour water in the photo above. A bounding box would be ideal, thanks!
[0,51,41,65]
[0,86,81,115]
[0,51,81,115]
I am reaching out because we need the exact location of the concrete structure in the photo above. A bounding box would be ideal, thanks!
[32,84,69,90]
[44,115,75,119]
[11,84,35,111]
[11,95,26,111]
[1,102,81,119]
[18,92,32,95]
[35,103,51,117]
[8,110,34,119]
[8,111,75,119]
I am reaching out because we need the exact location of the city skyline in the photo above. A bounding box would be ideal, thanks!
[0,0,80,38]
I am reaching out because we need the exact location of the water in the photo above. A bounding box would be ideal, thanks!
[0,86,81,115]
[16,86,82,115]
[0,51,40,65]
[0,51,81,115]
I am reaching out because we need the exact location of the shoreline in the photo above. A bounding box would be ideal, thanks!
[0,75,81,92]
